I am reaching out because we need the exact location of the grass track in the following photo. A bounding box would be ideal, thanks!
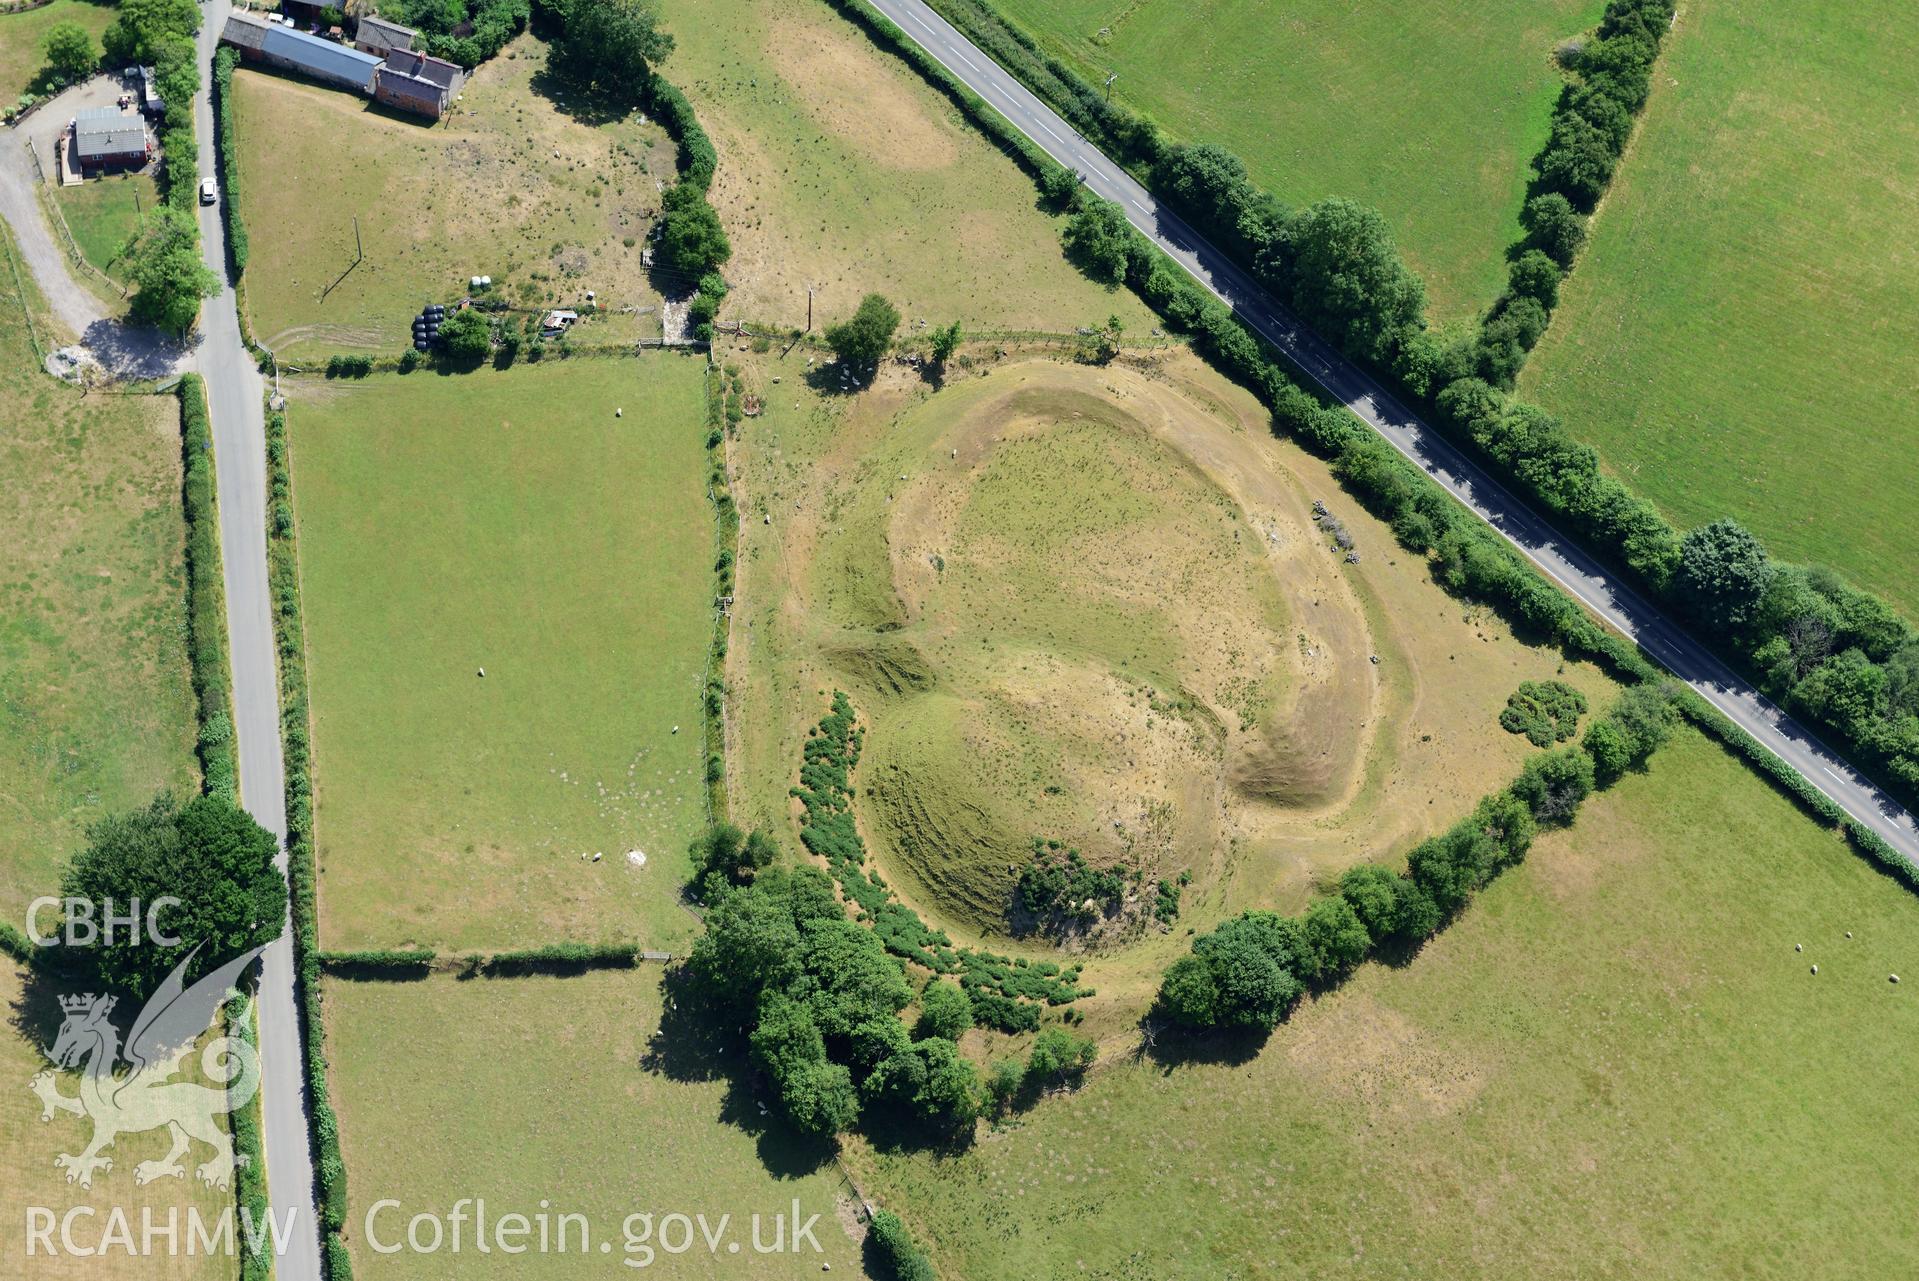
[1522,0,1919,613]
[856,725,1919,1277]
[289,355,713,952]
[989,0,1602,322]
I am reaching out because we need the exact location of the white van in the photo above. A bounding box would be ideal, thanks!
[199,177,217,206]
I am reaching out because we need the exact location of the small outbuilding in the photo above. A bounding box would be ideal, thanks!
[354,15,416,57]
[72,107,150,172]
[373,48,465,120]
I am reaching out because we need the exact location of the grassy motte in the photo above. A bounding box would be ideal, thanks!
[726,349,1617,1033]
[1522,0,1919,613]
[288,355,713,952]
[987,0,1601,322]
[856,726,1919,1276]
[324,969,865,1277]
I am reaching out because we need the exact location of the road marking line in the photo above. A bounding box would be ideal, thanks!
[1825,767,1844,782]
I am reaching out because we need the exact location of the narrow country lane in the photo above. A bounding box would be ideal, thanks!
[190,2,326,1276]
[864,0,1919,869]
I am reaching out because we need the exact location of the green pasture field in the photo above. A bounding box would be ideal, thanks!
[662,0,1155,335]
[288,354,713,952]
[324,969,866,1279]
[0,0,117,103]
[988,0,1601,323]
[0,231,197,918]
[1522,0,1919,614]
[856,726,1919,1278]
[54,172,158,285]
[230,36,676,362]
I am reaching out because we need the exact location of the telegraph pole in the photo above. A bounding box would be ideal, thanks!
[353,215,363,263]
[1104,71,1118,101]
[807,286,814,333]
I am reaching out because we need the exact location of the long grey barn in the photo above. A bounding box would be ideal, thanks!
[221,13,383,93]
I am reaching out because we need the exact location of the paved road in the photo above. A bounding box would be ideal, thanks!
[190,2,325,1276]
[868,0,1919,867]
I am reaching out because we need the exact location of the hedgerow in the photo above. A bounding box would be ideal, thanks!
[1159,683,1680,1031]
[178,376,238,804]
[211,48,247,277]
[263,404,354,1278]
[792,694,1088,1030]
[867,1209,938,1281]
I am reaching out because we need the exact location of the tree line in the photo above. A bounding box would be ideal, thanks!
[1158,683,1679,1032]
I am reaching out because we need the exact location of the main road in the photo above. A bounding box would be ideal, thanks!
[191,2,326,1277]
[867,0,1919,866]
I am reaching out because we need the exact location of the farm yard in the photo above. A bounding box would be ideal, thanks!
[0,247,225,1280]
[983,0,1604,323]
[230,35,679,363]
[323,968,866,1279]
[663,0,1155,335]
[853,727,1919,1279]
[1521,0,1919,614]
[287,354,713,952]
[723,345,1620,1038]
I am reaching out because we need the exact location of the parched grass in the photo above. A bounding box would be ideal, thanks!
[857,726,1919,1277]
[0,0,117,103]
[231,36,676,362]
[0,230,197,919]
[0,962,240,1281]
[1521,0,1919,614]
[988,0,1602,323]
[662,0,1155,335]
[0,230,219,1280]
[289,355,714,952]
[324,969,866,1278]
[53,172,157,285]
[726,349,1618,1034]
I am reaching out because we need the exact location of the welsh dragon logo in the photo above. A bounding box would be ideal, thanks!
[30,942,266,1191]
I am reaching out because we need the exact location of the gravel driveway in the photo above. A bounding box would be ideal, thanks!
[0,78,194,379]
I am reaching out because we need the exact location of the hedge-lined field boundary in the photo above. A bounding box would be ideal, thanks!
[178,375,239,803]
[316,942,665,980]
[703,363,741,821]
[261,402,356,1279]
[829,0,1919,886]
[211,49,249,279]
[227,996,272,1281]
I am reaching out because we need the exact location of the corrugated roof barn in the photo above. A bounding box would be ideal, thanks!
[222,13,383,93]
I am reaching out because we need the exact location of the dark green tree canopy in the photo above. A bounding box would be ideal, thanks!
[60,794,285,1001]
[824,293,901,372]
[1677,518,1775,632]
[550,0,673,105]
[103,0,200,65]
[43,21,99,83]
[1281,198,1427,365]
[655,183,731,277]
[121,208,218,337]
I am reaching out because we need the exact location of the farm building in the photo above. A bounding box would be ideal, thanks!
[373,49,464,120]
[71,107,150,172]
[354,15,416,57]
[221,13,383,94]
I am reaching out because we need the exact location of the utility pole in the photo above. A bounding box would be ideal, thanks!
[807,286,813,333]
[1104,71,1118,101]
[353,215,363,263]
